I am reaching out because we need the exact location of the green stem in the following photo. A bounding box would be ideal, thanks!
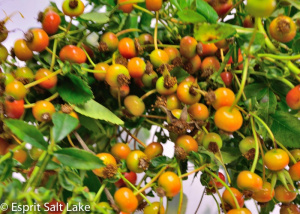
[133,4,153,16]
[81,45,96,67]
[115,28,142,37]
[136,166,167,195]
[118,0,144,6]
[154,12,159,50]
[118,172,152,205]
[286,61,300,75]
[94,181,107,203]
[205,168,240,209]
[276,140,297,164]
[141,44,180,48]
[230,57,249,111]
[233,70,294,89]
[50,39,58,71]
[65,17,73,35]
[258,53,300,60]
[177,164,183,214]
[250,117,260,173]
[144,119,165,129]
[141,89,157,100]
[24,69,62,89]
[249,112,276,148]
[256,17,277,53]
[81,67,105,73]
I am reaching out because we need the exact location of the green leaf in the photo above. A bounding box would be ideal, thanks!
[269,111,300,148]
[58,170,82,191]
[257,89,277,123]
[80,12,109,24]
[52,113,79,143]
[73,99,124,125]
[57,74,94,105]
[221,148,240,164]
[194,23,236,43]
[170,0,182,11]
[292,38,300,54]
[170,67,190,82]
[237,31,265,53]
[53,148,104,170]
[4,119,48,150]
[244,83,266,98]
[284,0,300,9]
[177,9,206,23]
[195,0,218,23]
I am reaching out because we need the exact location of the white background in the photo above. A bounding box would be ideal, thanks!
[0,0,281,213]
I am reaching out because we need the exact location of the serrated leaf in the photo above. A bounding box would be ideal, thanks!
[73,99,124,125]
[194,23,236,43]
[221,148,240,164]
[54,148,104,170]
[4,119,47,150]
[195,0,218,23]
[177,9,206,23]
[57,74,94,105]
[80,12,109,24]
[52,113,79,143]
[269,111,300,148]
[244,83,266,98]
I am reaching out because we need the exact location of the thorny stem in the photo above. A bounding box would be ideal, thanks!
[205,168,240,209]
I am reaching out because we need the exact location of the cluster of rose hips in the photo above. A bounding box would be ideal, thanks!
[0,0,300,213]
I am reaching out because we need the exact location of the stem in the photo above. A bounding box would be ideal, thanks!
[65,17,73,35]
[135,165,168,195]
[276,140,297,164]
[229,57,249,111]
[215,153,231,184]
[73,132,95,154]
[81,67,104,73]
[24,69,61,89]
[94,181,107,203]
[202,126,209,134]
[67,134,76,147]
[250,117,260,173]
[133,4,153,16]
[81,45,96,67]
[119,172,152,205]
[50,39,58,71]
[141,115,167,120]
[211,194,221,214]
[154,12,159,50]
[24,92,59,109]
[236,131,245,139]
[115,28,142,37]
[0,142,26,164]
[177,164,183,214]
[144,118,165,129]
[286,61,300,75]
[141,44,180,48]
[194,188,205,214]
[249,112,276,148]
[258,53,300,60]
[205,168,240,209]
[256,17,277,53]
[141,89,157,100]
[118,0,144,6]
[123,128,146,147]
[179,164,207,179]
[45,47,59,59]
[117,87,122,110]
[257,134,266,181]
